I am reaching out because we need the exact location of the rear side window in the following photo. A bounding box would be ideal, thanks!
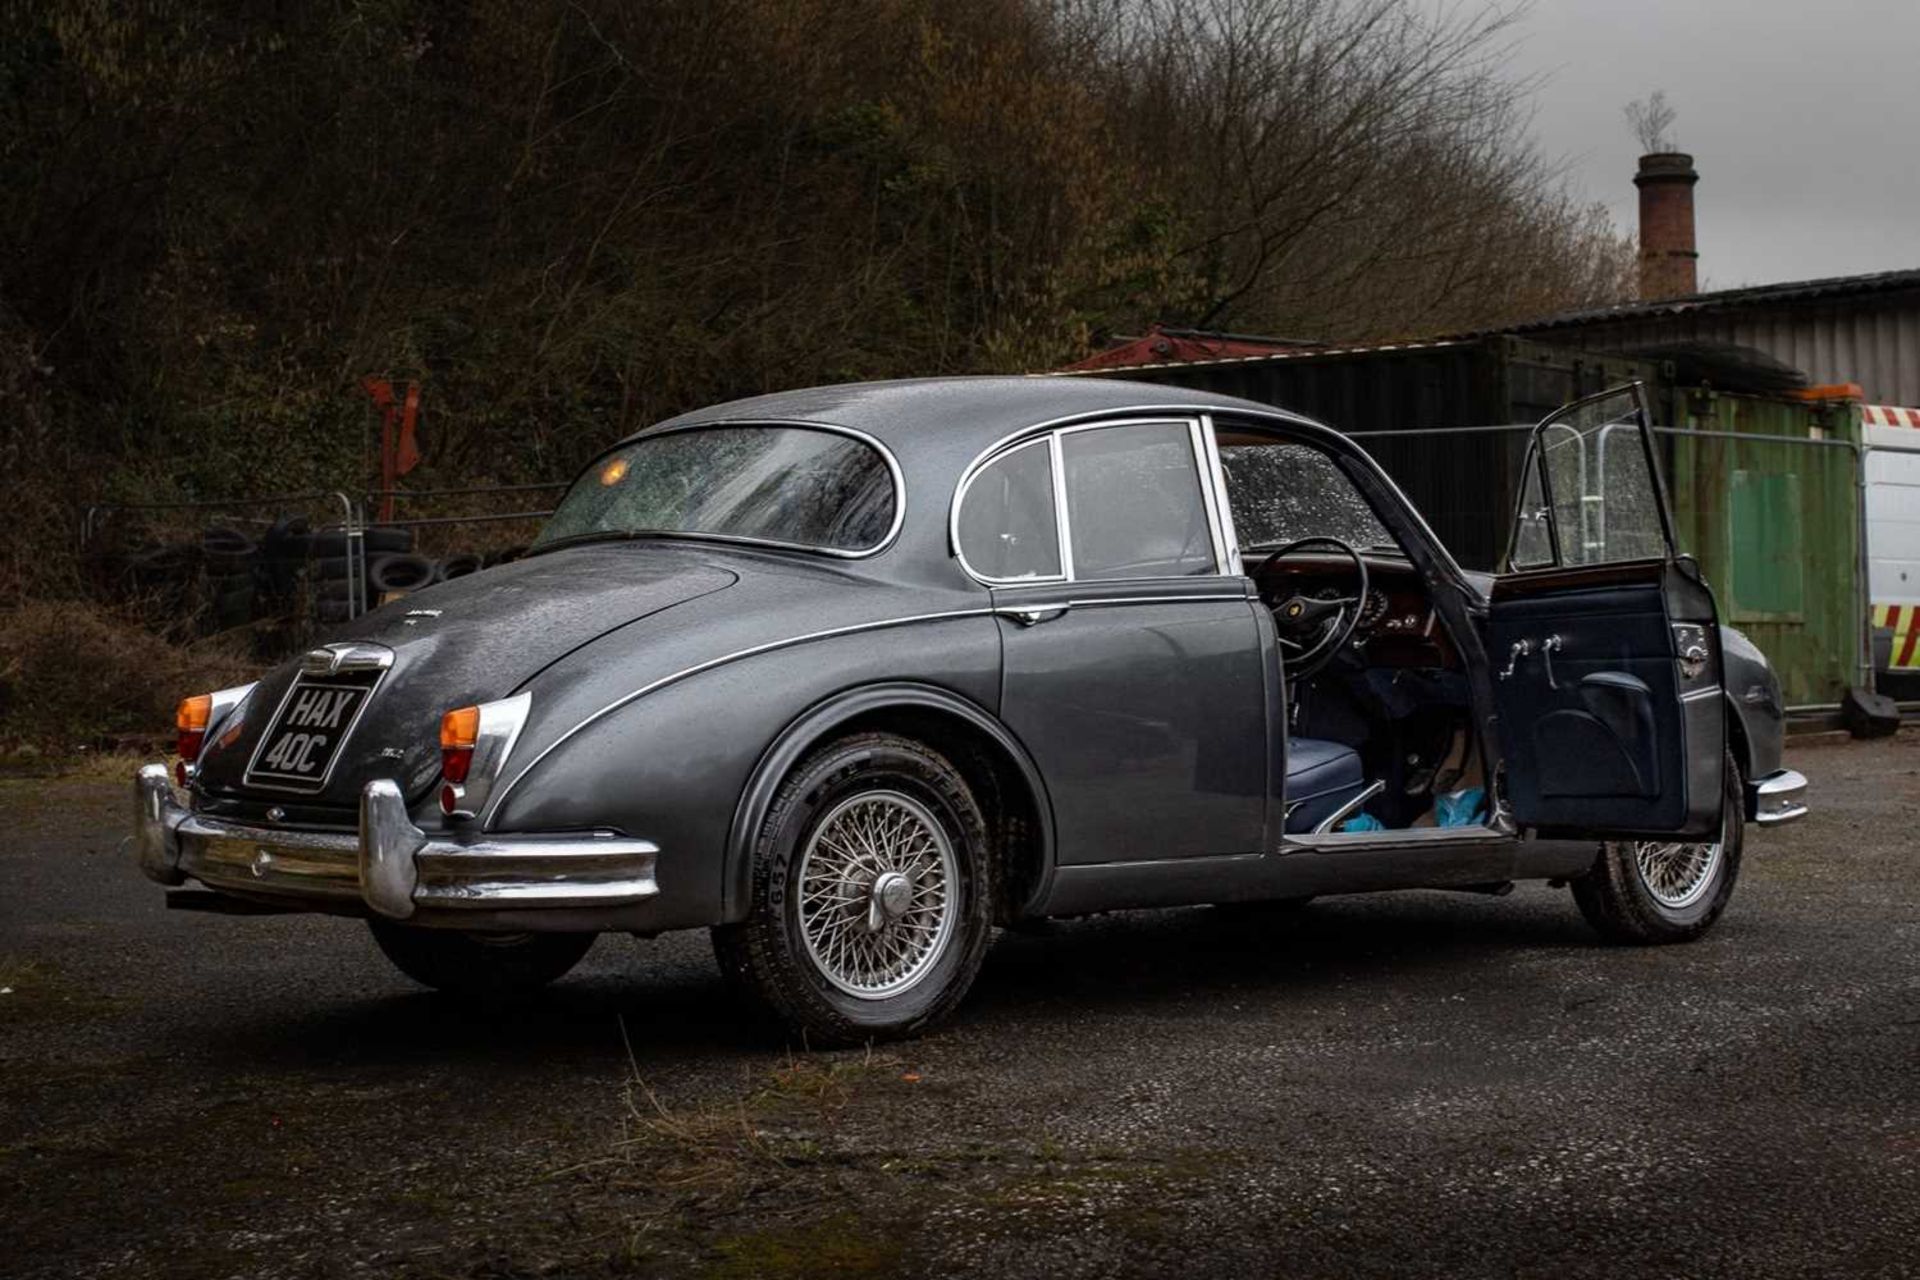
[1060,422,1216,580]
[956,439,1061,581]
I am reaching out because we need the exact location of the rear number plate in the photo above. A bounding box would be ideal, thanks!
[244,679,375,791]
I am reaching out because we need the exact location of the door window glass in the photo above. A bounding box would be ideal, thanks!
[1061,423,1217,579]
[1514,386,1673,568]
[956,439,1061,580]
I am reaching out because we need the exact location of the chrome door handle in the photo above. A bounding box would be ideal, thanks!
[1540,634,1563,689]
[1499,638,1533,680]
[998,604,1070,627]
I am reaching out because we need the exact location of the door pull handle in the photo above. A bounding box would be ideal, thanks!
[1540,634,1563,689]
[1499,638,1533,680]
[1000,604,1070,627]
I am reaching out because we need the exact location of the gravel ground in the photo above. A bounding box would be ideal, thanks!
[1,735,1915,1279]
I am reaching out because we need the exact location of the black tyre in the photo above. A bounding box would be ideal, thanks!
[711,732,996,1045]
[434,552,483,582]
[201,525,256,573]
[1571,751,1744,944]
[369,551,435,594]
[309,526,413,557]
[367,920,595,1001]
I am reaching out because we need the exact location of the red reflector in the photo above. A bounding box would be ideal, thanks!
[439,782,460,815]
[174,759,191,787]
[441,746,473,784]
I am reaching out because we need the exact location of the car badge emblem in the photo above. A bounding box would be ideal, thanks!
[265,806,287,823]
[300,642,395,676]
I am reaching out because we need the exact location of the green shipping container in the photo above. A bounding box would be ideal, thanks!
[1664,388,1863,707]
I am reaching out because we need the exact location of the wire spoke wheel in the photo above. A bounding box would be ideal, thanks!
[1632,833,1724,910]
[796,790,958,1000]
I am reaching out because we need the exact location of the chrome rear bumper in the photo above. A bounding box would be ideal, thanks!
[134,764,659,922]
[1746,768,1809,827]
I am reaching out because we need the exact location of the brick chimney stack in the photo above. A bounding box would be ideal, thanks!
[1635,151,1699,300]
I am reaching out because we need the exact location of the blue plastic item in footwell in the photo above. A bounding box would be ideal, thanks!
[1339,811,1385,832]
[1436,787,1486,828]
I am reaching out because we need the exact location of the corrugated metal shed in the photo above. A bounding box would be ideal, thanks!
[1499,269,1920,407]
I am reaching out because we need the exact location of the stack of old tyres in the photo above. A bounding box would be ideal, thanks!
[200,526,257,634]
[309,525,414,623]
[120,538,199,617]
[251,516,313,656]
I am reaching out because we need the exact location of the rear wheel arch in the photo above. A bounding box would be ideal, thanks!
[724,684,1055,925]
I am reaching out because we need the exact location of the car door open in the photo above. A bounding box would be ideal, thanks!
[1491,384,1725,839]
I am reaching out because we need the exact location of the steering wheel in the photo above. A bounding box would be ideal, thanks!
[1251,536,1371,681]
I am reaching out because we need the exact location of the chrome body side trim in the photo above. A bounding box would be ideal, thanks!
[486,608,999,822]
[133,768,659,922]
[1747,768,1809,827]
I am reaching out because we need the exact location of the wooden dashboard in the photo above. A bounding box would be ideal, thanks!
[1250,553,1458,669]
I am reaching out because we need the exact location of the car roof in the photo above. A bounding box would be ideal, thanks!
[638,376,1323,467]
[616,376,1336,582]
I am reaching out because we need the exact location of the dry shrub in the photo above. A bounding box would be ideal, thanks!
[0,600,259,755]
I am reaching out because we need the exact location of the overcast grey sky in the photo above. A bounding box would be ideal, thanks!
[1485,0,1920,289]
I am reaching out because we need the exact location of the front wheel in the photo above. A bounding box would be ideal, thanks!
[367,920,596,1001]
[1571,751,1744,944]
[711,732,996,1046]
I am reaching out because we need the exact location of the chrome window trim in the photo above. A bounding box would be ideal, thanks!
[1049,432,1076,580]
[539,419,907,561]
[950,436,1068,586]
[948,401,1475,591]
[1187,417,1232,574]
[953,415,1227,588]
[1197,414,1243,576]
[484,608,999,825]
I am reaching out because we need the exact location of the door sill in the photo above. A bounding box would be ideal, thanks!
[1281,824,1516,856]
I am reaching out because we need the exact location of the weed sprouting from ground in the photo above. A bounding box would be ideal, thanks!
[542,1017,900,1211]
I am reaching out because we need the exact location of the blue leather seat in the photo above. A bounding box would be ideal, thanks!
[1285,737,1367,833]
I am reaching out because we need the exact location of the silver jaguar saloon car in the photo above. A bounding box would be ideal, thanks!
[134,377,1808,1043]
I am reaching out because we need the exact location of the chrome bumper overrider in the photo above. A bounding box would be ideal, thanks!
[134,764,659,920]
[1747,768,1809,827]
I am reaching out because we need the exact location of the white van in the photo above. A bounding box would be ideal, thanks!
[1865,405,1920,695]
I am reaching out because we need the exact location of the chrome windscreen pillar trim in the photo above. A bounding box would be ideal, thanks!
[133,763,187,885]
[1311,780,1387,835]
[1748,768,1809,827]
[360,779,425,919]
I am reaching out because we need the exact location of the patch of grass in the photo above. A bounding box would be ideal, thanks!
[0,600,258,758]
[0,955,131,1025]
[545,1024,903,1210]
[703,1212,901,1279]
